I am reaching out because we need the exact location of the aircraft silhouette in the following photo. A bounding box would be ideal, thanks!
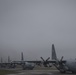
[0,52,51,69]
[12,52,35,70]
[51,44,76,73]
[0,52,35,70]
[1,44,76,73]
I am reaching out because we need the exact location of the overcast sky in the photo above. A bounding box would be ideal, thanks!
[0,0,76,62]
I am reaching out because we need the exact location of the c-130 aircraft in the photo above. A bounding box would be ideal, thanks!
[0,44,76,73]
[0,52,35,70]
[51,44,76,73]
[20,44,76,72]
[0,52,51,70]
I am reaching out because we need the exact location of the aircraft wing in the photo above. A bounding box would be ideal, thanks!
[0,62,12,65]
[24,60,57,63]
[16,60,66,63]
[12,60,54,64]
[46,60,66,63]
[22,60,66,64]
[0,60,66,65]
[26,61,41,63]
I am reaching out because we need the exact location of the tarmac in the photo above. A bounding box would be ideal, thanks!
[8,68,76,75]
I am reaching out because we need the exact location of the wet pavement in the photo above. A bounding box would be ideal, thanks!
[8,70,76,75]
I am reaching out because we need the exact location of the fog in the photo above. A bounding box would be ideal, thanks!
[0,0,76,62]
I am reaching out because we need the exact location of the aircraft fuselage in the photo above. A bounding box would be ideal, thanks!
[65,59,76,72]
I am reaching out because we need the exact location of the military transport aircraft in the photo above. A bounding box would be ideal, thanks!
[51,44,76,73]
[0,52,35,70]
[0,52,51,69]
[1,44,76,73]
[0,57,16,68]
[10,52,35,70]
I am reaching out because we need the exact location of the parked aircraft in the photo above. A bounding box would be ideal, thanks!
[2,43,76,73]
[0,56,16,68]
[12,52,35,70]
[0,49,51,69]
[18,52,52,68]
[40,57,52,67]
[51,44,76,73]
[0,52,35,70]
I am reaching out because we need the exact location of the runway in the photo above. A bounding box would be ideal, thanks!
[8,70,76,75]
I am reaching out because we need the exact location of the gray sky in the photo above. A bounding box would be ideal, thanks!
[0,0,76,62]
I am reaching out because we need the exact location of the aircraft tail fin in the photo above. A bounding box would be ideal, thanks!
[8,56,10,63]
[21,52,24,61]
[51,44,57,60]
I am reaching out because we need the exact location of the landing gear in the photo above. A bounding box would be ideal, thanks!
[72,71,76,74]
[60,69,66,73]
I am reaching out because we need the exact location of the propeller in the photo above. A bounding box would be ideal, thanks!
[59,56,64,65]
[46,57,50,61]
[40,57,45,62]
[40,57,50,67]
[58,56,66,73]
